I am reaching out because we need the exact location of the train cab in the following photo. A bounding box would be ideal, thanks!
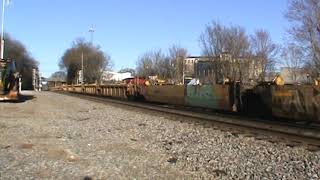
[0,59,19,101]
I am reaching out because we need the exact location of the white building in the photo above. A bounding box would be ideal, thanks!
[101,71,132,82]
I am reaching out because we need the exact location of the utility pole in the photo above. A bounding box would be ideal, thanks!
[89,26,95,45]
[182,57,185,85]
[1,0,7,60]
[81,52,84,85]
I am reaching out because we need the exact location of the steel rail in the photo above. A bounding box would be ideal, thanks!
[54,91,320,141]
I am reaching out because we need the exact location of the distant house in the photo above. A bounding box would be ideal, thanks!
[101,71,132,82]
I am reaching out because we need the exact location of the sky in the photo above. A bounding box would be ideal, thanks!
[4,0,288,77]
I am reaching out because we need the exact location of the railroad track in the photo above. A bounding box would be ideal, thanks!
[54,91,320,151]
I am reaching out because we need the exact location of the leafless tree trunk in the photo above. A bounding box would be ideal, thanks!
[136,46,188,82]
[286,0,320,77]
[200,21,227,82]
[168,45,188,83]
[281,43,305,82]
[225,26,251,82]
[199,21,251,83]
[136,49,170,79]
[136,51,156,77]
[250,29,278,81]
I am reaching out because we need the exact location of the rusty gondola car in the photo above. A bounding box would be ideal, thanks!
[140,82,239,111]
[143,85,185,105]
[186,84,240,112]
[252,84,320,121]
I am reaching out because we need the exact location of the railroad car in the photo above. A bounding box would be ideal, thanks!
[0,59,19,101]
[65,84,128,99]
[125,77,146,100]
[59,78,320,122]
[142,83,240,112]
[143,85,185,105]
[186,84,240,112]
[251,84,320,121]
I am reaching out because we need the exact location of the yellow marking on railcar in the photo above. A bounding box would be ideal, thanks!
[273,92,294,97]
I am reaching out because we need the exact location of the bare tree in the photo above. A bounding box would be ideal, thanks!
[136,49,167,78]
[168,45,188,83]
[200,21,229,82]
[286,0,320,77]
[153,50,171,78]
[137,49,180,79]
[200,21,251,82]
[200,21,228,57]
[136,51,154,77]
[251,29,278,81]
[281,43,305,82]
[225,26,251,81]
[59,39,111,84]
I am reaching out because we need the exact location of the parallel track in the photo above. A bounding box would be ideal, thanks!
[54,91,320,151]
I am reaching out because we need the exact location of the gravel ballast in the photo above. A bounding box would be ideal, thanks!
[0,91,319,179]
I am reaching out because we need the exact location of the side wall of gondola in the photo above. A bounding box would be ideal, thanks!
[242,83,320,121]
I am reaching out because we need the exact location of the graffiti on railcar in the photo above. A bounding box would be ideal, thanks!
[313,87,320,120]
[272,85,320,121]
[185,85,232,111]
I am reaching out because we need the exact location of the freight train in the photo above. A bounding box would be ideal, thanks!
[0,59,19,101]
[59,77,320,122]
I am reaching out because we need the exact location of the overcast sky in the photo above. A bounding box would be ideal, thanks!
[4,0,288,77]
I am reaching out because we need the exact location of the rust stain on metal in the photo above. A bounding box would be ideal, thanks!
[144,85,185,105]
[273,91,294,97]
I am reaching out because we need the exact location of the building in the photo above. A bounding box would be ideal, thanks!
[183,56,209,82]
[32,68,42,91]
[101,71,132,82]
[183,53,262,84]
